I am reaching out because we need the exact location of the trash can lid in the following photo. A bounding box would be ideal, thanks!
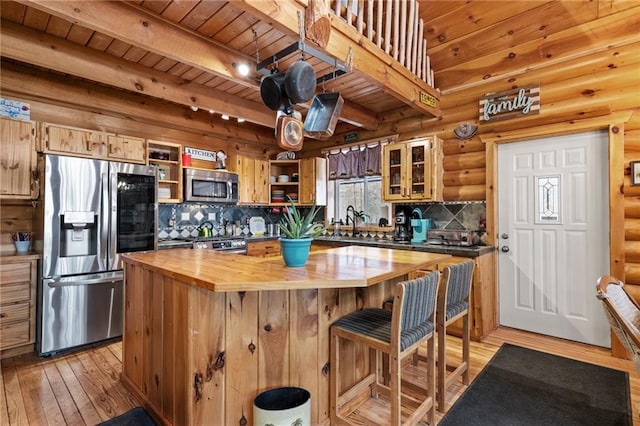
[254,387,310,411]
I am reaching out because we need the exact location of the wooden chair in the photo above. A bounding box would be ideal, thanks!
[330,271,440,425]
[436,259,474,411]
[596,275,640,374]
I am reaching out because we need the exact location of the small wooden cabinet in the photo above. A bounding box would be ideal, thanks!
[147,140,182,203]
[246,239,281,257]
[0,117,37,199]
[299,157,327,206]
[107,134,146,163]
[382,136,442,202]
[410,251,496,341]
[0,258,38,357]
[42,122,107,158]
[236,156,269,204]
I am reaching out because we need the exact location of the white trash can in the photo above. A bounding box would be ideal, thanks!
[253,387,311,426]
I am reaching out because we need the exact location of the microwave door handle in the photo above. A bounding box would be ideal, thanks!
[227,180,233,201]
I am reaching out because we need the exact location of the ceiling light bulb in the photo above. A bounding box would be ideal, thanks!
[237,63,250,76]
[208,109,215,114]
[237,118,245,123]
[190,105,198,112]
[221,114,229,120]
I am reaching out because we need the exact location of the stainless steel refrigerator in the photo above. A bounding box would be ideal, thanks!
[37,154,157,355]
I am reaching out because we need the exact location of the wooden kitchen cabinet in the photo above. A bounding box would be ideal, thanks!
[0,117,37,199]
[107,134,146,163]
[410,251,496,341]
[0,258,38,358]
[236,156,269,204]
[382,136,442,202]
[269,159,300,205]
[147,140,182,203]
[246,239,281,257]
[299,157,327,206]
[42,122,107,158]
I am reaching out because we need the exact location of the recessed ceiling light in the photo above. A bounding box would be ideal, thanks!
[190,105,198,112]
[221,114,229,120]
[237,118,245,123]
[208,109,215,114]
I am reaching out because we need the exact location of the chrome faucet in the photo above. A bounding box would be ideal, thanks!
[345,205,359,236]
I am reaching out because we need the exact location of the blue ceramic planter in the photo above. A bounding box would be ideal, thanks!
[280,238,313,267]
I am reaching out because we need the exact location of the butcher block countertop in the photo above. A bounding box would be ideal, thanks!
[121,245,451,292]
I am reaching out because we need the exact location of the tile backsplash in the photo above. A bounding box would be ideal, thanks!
[398,201,486,231]
[157,203,324,239]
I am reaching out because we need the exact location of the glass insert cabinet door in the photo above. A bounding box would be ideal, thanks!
[382,138,434,202]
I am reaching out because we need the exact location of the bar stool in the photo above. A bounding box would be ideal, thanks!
[436,259,474,411]
[330,271,440,426]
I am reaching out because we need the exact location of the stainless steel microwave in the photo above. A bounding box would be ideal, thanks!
[184,168,239,203]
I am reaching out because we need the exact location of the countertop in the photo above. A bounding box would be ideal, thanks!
[121,246,451,292]
[0,250,42,262]
[314,236,495,257]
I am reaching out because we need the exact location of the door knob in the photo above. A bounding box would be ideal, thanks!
[501,246,510,253]
[501,233,509,239]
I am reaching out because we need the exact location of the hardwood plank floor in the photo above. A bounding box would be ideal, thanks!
[1,328,638,425]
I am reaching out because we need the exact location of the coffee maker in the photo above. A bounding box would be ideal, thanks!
[393,206,412,242]
[410,208,430,243]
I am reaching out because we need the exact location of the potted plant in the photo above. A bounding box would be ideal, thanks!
[278,201,324,267]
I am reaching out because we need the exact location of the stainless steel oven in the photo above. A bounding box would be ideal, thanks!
[184,168,239,203]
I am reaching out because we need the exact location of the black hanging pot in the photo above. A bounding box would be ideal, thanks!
[260,71,291,111]
[284,60,317,104]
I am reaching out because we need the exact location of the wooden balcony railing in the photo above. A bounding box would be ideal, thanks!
[330,0,435,88]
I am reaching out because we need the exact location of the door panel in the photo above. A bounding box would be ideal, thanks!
[498,131,609,346]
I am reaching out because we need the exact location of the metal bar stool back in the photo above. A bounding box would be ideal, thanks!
[330,270,440,425]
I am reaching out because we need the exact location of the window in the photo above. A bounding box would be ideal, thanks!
[332,176,390,225]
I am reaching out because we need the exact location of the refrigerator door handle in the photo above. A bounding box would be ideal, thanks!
[102,171,110,268]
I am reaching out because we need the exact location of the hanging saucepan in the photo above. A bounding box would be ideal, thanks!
[260,71,291,111]
[284,60,317,104]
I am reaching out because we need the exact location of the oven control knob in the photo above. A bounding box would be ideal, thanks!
[501,245,510,253]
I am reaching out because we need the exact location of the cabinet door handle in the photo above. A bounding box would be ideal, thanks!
[86,139,93,152]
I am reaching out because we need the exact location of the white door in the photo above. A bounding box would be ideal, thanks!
[497,131,610,346]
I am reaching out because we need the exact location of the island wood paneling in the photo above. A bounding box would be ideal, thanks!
[121,259,403,426]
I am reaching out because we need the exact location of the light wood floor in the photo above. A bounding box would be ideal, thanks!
[1,327,638,425]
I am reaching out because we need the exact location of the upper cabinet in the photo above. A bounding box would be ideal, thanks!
[382,136,443,202]
[147,140,182,203]
[42,123,146,164]
[42,123,107,158]
[0,117,37,199]
[236,156,269,204]
[106,134,146,163]
[299,157,327,206]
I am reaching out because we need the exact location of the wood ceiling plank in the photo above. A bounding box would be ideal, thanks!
[18,0,259,89]
[138,51,165,68]
[193,3,244,38]
[65,24,93,46]
[22,5,49,31]
[121,45,148,62]
[44,15,72,39]
[136,1,172,15]
[86,32,114,52]
[1,20,276,127]
[106,39,133,58]
[179,1,229,32]
[0,2,27,23]
[157,0,200,23]
[212,11,260,46]
[153,57,181,73]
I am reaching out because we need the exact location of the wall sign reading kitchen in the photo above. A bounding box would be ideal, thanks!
[184,146,216,162]
[479,84,540,123]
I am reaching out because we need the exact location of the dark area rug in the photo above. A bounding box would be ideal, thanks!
[439,343,632,426]
[96,407,157,426]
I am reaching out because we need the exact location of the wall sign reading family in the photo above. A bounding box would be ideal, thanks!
[479,84,540,123]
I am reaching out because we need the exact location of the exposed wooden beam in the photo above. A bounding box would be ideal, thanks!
[0,20,276,128]
[16,0,258,89]
[0,60,276,146]
[16,0,378,131]
[237,0,441,118]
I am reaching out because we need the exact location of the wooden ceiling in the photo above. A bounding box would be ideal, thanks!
[1,1,635,146]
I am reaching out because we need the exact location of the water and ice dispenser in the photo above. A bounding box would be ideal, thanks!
[60,211,98,257]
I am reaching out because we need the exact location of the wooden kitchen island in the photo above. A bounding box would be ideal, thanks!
[120,246,451,426]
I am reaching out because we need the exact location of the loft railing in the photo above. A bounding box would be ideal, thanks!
[330,0,435,88]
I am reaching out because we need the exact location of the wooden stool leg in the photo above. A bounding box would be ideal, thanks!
[462,313,470,385]
[437,319,446,412]
[427,336,436,425]
[390,350,401,426]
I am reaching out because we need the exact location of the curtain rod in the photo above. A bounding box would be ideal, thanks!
[320,134,399,154]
